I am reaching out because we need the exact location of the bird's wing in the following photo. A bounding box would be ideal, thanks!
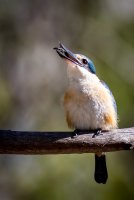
[100,80,117,113]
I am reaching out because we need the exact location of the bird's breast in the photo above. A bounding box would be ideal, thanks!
[63,85,117,130]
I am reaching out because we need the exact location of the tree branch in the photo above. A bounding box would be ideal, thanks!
[0,128,134,154]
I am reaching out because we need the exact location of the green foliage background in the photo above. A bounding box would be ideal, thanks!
[0,0,134,199]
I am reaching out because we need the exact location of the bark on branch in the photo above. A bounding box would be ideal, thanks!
[0,128,134,154]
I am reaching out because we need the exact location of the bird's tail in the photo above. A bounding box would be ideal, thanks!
[94,153,108,184]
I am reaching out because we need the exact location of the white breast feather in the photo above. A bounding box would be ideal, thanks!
[64,74,117,130]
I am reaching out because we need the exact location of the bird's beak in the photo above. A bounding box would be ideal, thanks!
[54,43,82,67]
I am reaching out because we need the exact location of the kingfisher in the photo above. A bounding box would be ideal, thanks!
[54,43,118,184]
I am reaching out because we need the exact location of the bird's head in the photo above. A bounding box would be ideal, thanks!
[54,43,96,81]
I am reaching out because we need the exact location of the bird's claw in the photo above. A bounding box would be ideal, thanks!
[72,129,79,138]
[92,129,102,138]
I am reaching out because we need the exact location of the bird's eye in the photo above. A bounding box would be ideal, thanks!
[82,59,88,65]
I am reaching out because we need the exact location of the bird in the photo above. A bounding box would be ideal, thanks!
[54,42,118,184]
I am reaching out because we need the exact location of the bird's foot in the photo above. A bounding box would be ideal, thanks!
[72,129,90,138]
[92,128,102,138]
[72,129,80,138]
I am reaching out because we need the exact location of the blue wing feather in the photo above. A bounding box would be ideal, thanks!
[100,80,117,113]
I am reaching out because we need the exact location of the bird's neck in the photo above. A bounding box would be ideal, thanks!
[67,74,100,93]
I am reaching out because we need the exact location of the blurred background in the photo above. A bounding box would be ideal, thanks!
[0,0,134,199]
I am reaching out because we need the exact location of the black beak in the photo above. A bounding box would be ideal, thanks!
[54,42,82,66]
